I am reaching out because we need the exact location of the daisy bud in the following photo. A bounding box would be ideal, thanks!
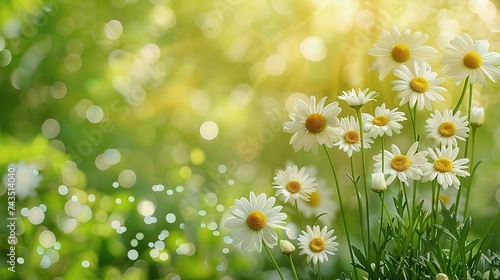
[280,239,296,255]
[435,273,448,280]
[371,172,387,193]
[470,106,485,128]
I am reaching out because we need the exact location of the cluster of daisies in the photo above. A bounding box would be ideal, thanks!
[224,26,499,278]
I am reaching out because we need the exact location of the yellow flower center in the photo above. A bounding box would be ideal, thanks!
[344,130,360,144]
[391,155,411,172]
[246,211,267,231]
[410,76,429,93]
[391,43,411,63]
[309,237,326,252]
[463,51,483,69]
[434,158,453,173]
[305,113,326,134]
[286,180,302,193]
[373,115,389,126]
[309,191,320,207]
[439,194,450,205]
[438,122,456,137]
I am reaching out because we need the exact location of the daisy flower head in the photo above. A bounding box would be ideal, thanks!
[273,165,318,206]
[425,109,469,147]
[338,88,378,109]
[301,178,337,225]
[441,33,500,85]
[284,96,342,154]
[334,116,374,157]
[470,106,485,127]
[371,172,387,193]
[373,142,428,185]
[297,225,339,264]
[368,27,437,80]
[422,146,470,190]
[391,61,446,111]
[363,103,407,137]
[225,192,288,252]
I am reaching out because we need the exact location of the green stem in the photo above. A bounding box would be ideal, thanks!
[263,242,285,280]
[378,193,385,244]
[454,81,473,218]
[381,136,385,173]
[463,126,477,218]
[322,144,359,280]
[318,261,322,280]
[355,107,371,261]
[287,255,299,280]
[294,202,303,230]
[453,76,470,113]
[350,157,367,256]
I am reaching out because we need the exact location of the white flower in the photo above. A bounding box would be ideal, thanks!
[284,96,342,154]
[338,88,378,108]
[334,116,374,157]
[368,27,437,80]
[297,225,339,264]
[422,146,470,190]
[225,192,288,252]
[273,166,317,206]
[425,109,469,147]
[373,142,428,185]
[363,103,407,137]
[470,106,485,127]
[280,239,296,255]
[2,162,42,200]
[391,61,447,111]
[441,33,500,85]
[371,172,387,193]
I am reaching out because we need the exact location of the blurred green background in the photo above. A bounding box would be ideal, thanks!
[1,0,500,279]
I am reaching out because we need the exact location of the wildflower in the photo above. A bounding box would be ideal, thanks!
[373,142,428,185]
[273,166,317,206]
[363,103,406,137]
[371,172,387,193]
[338,88,378,109]
[225,192,288,252]
[334,116,374,157]
[2,162,42,200]
[425,109,469,147]
[280,240,296,255]
[301,178,337,225]
[284,96,342,154]
[368,27,437,80]
[297,225,339,264]
[441,33,500,85]
[391,61,446,111]
[470,106,485,127]
[435,273,449,280]
[422,146,470,190]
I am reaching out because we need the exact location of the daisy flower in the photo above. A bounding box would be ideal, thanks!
[338,88,378,108]
[284,96,342,154]
[368,27,437,80]
[373,142,428,185]
[421,146,470,190]
[470,106,485,127]
[273,165,317,206]
[363,103,407,137]
[425,109,469,147]
[225,192,288,252]
[297,225,339,264]
[371,172,387,193]
[391,61,446,111]
[334,116,374,157]
[441,33,500,85]
[3,162,42,200]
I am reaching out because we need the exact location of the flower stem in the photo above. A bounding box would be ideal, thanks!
[318,262,322,280]
[355,107,371,261]
[378,193,385,244]
[322,144,359,280]
[453,76,470,113]
[287,255,299,280]
[294,202,303,230]
[263,242,285,280]
[463,126,477,218]
[350,157,368,256]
